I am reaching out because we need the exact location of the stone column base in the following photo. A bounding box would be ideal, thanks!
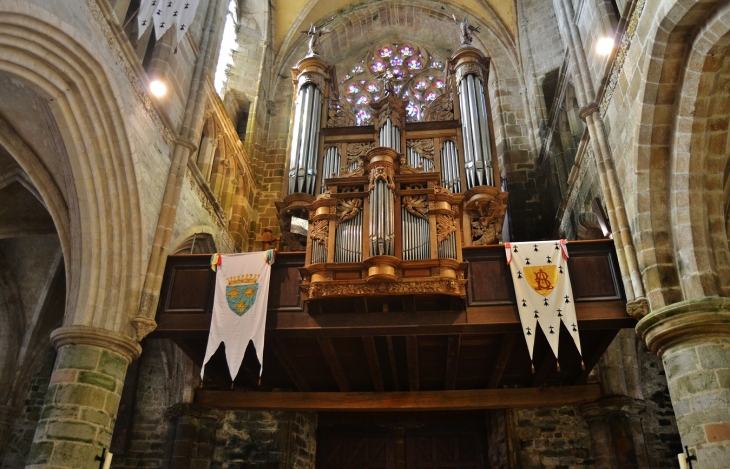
[579,396,649,469]
[162,403,225,469]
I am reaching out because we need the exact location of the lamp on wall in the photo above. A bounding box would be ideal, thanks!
[150,79,167,98]
[595,37,615,56]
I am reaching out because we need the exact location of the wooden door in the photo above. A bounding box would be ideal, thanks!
[317,433,395,469]
[406,432,484,469]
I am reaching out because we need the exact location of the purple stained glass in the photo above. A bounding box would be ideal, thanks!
[391,68,403,80]
[390,56,403,66]
[425,91,437,101]
[356,109,371,125]
[393,85,403,94]
[399,45,415,56]
[366,83,379,93]
[347,84,360,94]
[430,61,443,69]
[356,95,370,105]
[378,47,393,58]
[414,80,428,90]
[407,59,422,70]
[371,61,386,73]
[434,80,445,89]
[406,101,419,118]
[352,65,364,74]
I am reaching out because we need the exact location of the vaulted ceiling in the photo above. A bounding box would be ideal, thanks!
[272,0,515,54]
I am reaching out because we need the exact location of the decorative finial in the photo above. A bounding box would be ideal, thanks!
[300,17,334,56]
[376,69,396,96]
[452,14,480,46]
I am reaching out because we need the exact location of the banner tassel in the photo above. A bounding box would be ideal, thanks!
[556,361,561,372]
[230,382,235,390]
[531,362,535,374]
[581,359,586,371]
[199,381,203,389]
[258,377,262,386]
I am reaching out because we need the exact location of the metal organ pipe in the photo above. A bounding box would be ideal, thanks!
[458,73,494,189]
[287,83,322,195]
[321,146,341,193]
[440,141,461,193]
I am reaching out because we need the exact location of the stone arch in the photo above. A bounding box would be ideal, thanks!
[669,3,730,299]
[0,5,146,334]
[630,0,720,309]
[170,228,219,255]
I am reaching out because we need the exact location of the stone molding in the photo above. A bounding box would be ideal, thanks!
[578,395,646,422]
[50,325,142,362]
[636,297,730,356]
[578,102,599,121]
[164,402,225,422]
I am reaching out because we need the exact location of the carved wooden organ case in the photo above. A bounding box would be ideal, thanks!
[278,47,509,304]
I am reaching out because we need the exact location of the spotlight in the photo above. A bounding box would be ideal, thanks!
[596,37,614,56]
[150,79,167,97]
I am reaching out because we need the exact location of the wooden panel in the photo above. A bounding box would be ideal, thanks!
[195,385,603,411]
[569,256,619,300]
[167,267,213,311]
[467,260,513,304]
[268,264,302,310]
[406,433,483,469]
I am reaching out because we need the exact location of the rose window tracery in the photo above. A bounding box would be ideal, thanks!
[339,42,447,125]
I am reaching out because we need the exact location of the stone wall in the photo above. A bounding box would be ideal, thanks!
[511,406,595,468]
[212,410,317,469]
[0,348,56,469]
[638,343,681,468]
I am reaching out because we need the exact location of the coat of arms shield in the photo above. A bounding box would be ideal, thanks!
[226,284,259,316]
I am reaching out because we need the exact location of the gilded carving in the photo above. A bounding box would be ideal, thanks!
[406,139,435,161]
[327,100,356,127]
[468,193,509,245]
[436,209,458,243]
[309,218,329,246]
[423,92,454,122]
[402,195,428,219]
[306,279,463,298]
[298,72,326,92]
[368,165,396,191]
[399,157,424,174]
[346,142,373,168]
[456,63,483,84]
[337,198,363,223]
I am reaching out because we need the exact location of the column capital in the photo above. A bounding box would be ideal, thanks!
[578,395,645,422]
[578,102,599,120]
[636,297,730,356]
[50,325,142,362]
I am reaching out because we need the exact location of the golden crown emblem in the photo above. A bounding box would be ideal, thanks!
[226,274,261,286]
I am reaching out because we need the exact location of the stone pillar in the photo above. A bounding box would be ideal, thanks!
[161,403,224,469]
[579,329,650,468]
[579,396,648,469]
[0,404,20,455]
[25,326,141,468]
[637,297,730,468]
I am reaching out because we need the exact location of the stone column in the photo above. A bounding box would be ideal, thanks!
[161,403,224,469]
[25,326,141,468]
[579,396,648,469]
[637,297,730,468]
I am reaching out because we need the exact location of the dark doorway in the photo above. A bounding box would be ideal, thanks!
[316,412,487,469]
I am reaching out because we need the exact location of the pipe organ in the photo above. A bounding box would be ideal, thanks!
[277,45,508,303]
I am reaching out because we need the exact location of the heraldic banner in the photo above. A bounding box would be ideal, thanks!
[505,240,583,372]
[201,251,273,381]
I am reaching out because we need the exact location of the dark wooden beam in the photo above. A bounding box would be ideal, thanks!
[387,336,400,391]
[269,339,312,392]
[363,336,385,392]
[318,338,350,392]
[406,336,419,391]
[195,385,603,411]
[488,334,516,389]
[444,335,461,390]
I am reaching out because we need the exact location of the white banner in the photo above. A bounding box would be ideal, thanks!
[137,0,201,46]
[201,251,272,381]
[506,240,583,371]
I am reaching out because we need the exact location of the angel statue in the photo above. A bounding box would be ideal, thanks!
[452,14,480,46]
[301,23,326,56]
[376,69,396,97]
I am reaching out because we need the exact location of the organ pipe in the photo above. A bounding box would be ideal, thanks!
[458,73,494,188]
[440,141,461,193]
[321,146,341,193]
[288,83,322,195]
